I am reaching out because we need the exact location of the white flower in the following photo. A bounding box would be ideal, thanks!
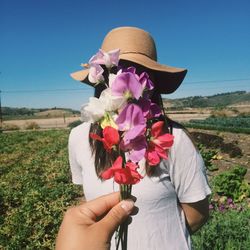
[83,88,127,122]
[108,69,122,88]
[84,97,106,122]
[99,88,126,112]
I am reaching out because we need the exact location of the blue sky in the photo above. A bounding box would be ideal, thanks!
[1,0,250,110]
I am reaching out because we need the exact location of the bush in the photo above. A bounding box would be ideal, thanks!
[25,121,40,130]
[2,123,20,131]
[67,120,82,129]
[192,207,250,250]
[198,144,218,171]
[211,166,250,202]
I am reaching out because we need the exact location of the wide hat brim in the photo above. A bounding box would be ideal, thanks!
[70,52,187,94]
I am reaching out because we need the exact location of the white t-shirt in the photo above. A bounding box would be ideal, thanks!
[68,122,211,250]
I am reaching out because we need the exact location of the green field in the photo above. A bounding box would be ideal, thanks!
[184,116,250,134]
[0,130,249,249]
[0,130,82,249]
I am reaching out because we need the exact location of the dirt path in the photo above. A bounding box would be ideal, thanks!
[3,117,80,129]
[3,112,211,130]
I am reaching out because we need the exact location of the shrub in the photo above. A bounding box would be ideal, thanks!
[67,120,82,129]
[25,121,40,130]
[2,123,20,131]
[198,144,218,171]
[192,207,250,250]
[211,166,250,202]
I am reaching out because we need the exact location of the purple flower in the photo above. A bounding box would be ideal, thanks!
[121,135,147,162]
[137,98,151,117]
[229,203,237,209]
[219,204,225,212]
[227,198,233,205]
[88,64,104,84]
[137,98,162,119]
[116,103,146,142]
[89,49,120,68]
[209,204,214,210]
[112,72,143,100]
[122,66,137,74]
[139,72,154,90]
[149,103,162,118]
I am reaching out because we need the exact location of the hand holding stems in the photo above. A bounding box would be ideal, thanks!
[56,192,134,250]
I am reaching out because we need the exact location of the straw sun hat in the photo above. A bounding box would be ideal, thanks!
[71,26,187,94]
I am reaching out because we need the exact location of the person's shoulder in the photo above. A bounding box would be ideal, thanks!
[70,121,91,133]
[171,122,186,139]
[69,122,91,142]
[170,122,195,149]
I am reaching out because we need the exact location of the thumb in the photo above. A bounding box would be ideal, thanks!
[96,199,134,238]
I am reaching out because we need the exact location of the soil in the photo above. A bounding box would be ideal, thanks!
[189,128,250,183]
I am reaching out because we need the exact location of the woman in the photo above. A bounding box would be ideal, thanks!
[69,26,211,250]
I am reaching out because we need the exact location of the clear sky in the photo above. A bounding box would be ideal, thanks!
[1,0,250,110]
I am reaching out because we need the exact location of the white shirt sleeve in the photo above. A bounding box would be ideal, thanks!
[68,125,85,185]
[169,128,211,203]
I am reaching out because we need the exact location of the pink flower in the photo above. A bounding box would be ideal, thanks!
[111,72,143,100]
[137,98,162,119]
[88,64,104,84]
[120,135,147,162]
[101,156,143,184]
[139,72,154,90]
[145,121,174,166]
[89,49,120,68]
[116,103,146,144]
[90,126,120,153]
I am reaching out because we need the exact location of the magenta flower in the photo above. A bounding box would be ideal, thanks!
[121,67,154,91]
[112,72,143,100]
[121,135,147,162]
[219,204,225,212]
[209,204,214,210]
[89,49,120,68]
[148,103,162,118]
[121,66,137,74]
[116,104,147,162]
[227,198,233,205]
[139,72,154,90]
[116,103,146,143]
[137,98,162,119]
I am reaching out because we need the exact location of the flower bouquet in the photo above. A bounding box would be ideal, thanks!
[82,49,174,249]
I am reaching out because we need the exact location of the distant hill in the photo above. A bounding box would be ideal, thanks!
[2,91,250,119]
[2,107,80,119]
[163,91,250,109]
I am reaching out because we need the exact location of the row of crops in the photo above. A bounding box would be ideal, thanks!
[184,116,250,134]
[0,129,249,249]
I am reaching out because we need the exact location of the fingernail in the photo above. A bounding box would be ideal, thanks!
[120,200,134,213]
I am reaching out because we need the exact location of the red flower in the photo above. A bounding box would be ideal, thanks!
[101,156,143,184]
[145,121,174,166]
[90,126,120,152]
